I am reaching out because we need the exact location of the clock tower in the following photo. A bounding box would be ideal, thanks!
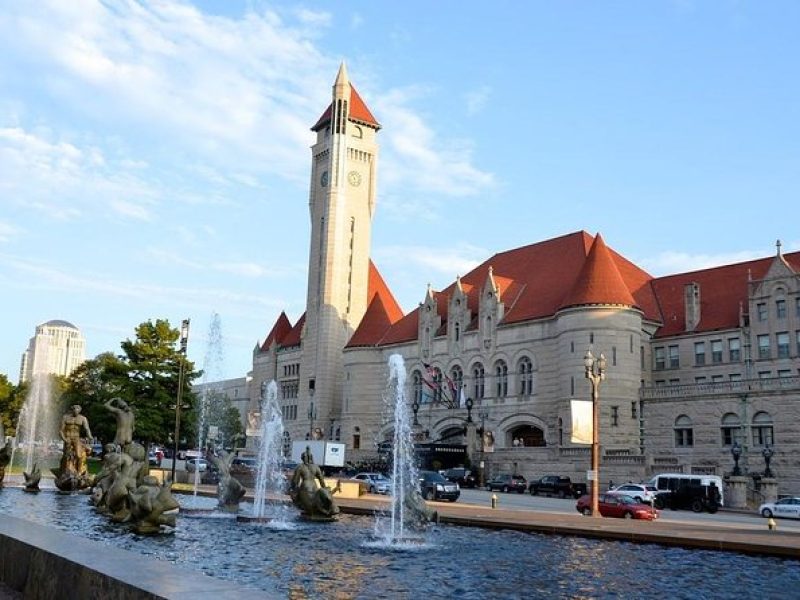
[303,63,381,432]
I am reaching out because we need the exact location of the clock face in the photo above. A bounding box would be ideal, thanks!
[320,171,329,187]
[347,170,362,187]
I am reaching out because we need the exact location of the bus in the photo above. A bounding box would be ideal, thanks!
[648,473,725,506]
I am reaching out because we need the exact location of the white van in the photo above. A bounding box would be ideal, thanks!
[648,473,725,506]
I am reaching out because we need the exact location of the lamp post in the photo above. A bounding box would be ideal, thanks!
[465,397,474,423]
[731,442,743,476]
[171,318,190,484]
[412,399,420,427]
[307,396,316,440]
[477,406,489,487]
[584,350,607,518]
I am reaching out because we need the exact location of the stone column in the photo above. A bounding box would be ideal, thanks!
[760,478,778,505]
[726,476,749,509]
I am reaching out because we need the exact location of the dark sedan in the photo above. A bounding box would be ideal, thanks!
[486,474,527,493]
[419,470,460,502]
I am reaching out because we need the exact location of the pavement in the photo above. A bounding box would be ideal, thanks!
[177,483,800,560]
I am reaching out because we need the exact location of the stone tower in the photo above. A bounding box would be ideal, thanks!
[302,63,381,435]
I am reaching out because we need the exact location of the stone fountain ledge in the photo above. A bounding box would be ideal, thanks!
[0,514,277,600]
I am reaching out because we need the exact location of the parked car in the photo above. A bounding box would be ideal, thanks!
[759,497,800,519]
[91,443,104,457]
[351,472,392,494]
[576,493,659,520]
[443,467,478,489]
[653,483,720,513]
[418,470,460,502]
[230,456,258,473]
[529,475,587,499]
[186,458,209,473]
[486,473,527,494]
[607,483,658,505]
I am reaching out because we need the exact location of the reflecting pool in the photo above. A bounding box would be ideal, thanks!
[2,489,798,599]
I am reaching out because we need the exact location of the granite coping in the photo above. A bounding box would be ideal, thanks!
[0,515,277,599]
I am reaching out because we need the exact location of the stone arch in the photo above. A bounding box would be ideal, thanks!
[496,413,548,448]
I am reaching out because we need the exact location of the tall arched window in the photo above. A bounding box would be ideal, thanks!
[674,415,693,447]
[433,367,443,404]
[720,412,741,446]
[451,365,463,403]
[518,356,533,396]
[752,411,774,446]
[495,360,508,397]
[472,363,485,400]
[412,371,423,404]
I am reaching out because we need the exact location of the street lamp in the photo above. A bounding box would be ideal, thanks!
[584,350,607,518]
[412,399,420,426]
[465,397,474,423]
[171,318,190,484]
[307,395,316,440]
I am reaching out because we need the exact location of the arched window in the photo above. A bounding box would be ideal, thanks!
[472,363,485,399]
[558,417,563,446]
[518,357,533,396]
[433,367,443,404]
[674,415,693,447]
[454,322,460,341]
[282,431,291,456]
[412,370,423,404]
[451,365,463,403]
[720,412,741,447]
[352,125,363,139]
[752,411,774,446]
[510,424,545,447]
[495,360,508,397]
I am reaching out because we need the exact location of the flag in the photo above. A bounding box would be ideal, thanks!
[458,385,467,408]
[445,374,458,409]
[570,399,593,444]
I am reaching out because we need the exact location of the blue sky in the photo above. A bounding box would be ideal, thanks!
[1,1,798,383]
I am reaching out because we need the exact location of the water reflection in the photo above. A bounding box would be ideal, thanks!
[1,489,798,599]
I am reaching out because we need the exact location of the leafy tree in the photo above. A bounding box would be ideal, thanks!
[0,374,25,438]
[120,319,200,447]
[198,390,244,450]
[61,352,131,444]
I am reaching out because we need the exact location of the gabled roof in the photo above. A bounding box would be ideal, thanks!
[281,312,305,348]
[365,231,661,348]
[367,260,403,322]
[651,251,800,338]
[311,85,380,131]
[559,234,637,310]
[260,312,292,351]
[345,261,405,348]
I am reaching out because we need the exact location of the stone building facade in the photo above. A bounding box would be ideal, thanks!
[243,66,800,497]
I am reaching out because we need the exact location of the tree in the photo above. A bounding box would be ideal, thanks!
[120,319,199,447]
[0,374,25,438]
[198,390,244,451]
[61,352,131,444]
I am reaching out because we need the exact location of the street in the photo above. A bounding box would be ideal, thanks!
[457,487,800,532]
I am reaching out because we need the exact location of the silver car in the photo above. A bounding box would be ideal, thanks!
[351,472,392,494]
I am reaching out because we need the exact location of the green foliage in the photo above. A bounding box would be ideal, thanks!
[198,390,244,450]
[0,374,25,437]
[61,319,200,447]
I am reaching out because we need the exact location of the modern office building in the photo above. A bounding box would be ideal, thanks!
[20,320,87,383]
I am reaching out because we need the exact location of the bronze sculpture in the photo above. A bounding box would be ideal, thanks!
[290,446,339,521]
[53,404,93,491]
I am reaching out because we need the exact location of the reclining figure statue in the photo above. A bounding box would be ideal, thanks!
[290,446,339,521]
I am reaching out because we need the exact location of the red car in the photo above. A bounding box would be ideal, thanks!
[575,493,659,520]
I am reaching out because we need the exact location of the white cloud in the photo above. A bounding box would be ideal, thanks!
[640,247,781,276]
[465,86,491,116]
[374,243,487,277]
[110,199,151,221]
[145,247,297,279]
[0,221,21,243]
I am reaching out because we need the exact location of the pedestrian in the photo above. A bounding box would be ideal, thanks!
[608,479,614,490]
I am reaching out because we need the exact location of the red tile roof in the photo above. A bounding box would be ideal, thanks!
[651,251,800,338]
[260,311,293,351]
[559,234,637,309]
[281,312,305,348]
[311,85,380,131]
[346,261,405,347]
[363,231,661,348]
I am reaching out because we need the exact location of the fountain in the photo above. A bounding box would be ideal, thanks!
[237,380,289,524]
[371,354,437,547]
[13,373,57,477]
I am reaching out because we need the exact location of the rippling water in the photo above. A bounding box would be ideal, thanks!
[1,489,798,599]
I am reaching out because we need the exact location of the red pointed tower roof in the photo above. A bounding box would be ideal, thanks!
[560,234,637,309]
[311,63,380,132]
[260,312,293,351]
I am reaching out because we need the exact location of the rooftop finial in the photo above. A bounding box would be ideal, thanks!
[776,239,782,257]
[335,61,350,87]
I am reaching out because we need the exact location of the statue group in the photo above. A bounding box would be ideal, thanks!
[48,399,180,534]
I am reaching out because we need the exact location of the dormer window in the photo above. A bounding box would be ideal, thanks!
[455,322,460,341]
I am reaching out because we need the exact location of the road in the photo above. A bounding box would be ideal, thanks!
[457,487,800,532]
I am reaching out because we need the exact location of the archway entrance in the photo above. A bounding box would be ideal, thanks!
[510,425,545,447]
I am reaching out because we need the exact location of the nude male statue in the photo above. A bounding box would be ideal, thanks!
[60,404,93,477]
[104,397,135,449]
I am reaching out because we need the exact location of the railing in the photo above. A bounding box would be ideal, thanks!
[559,447,590,457]
[640,375,800,400]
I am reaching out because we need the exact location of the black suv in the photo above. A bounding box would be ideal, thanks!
[418,470,460,502]
[654,484,720,513]
[486,473,527,494]
[443,467,478,489]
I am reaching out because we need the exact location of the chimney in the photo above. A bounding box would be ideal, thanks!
[684,282,701,332]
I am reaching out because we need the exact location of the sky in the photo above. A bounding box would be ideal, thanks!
[1,1,798,384]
